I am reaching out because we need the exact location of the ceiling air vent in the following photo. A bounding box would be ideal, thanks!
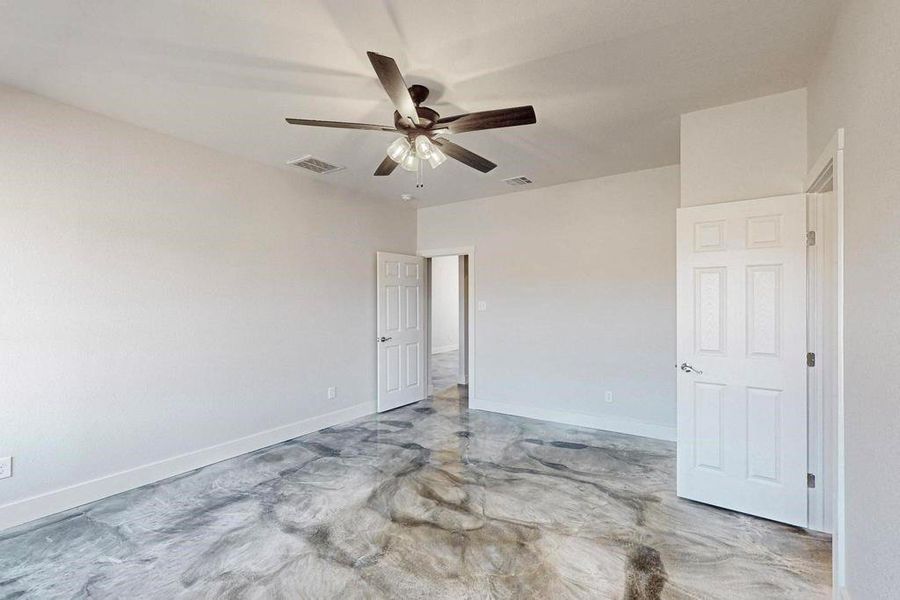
[503,176,533,186]
[286,155,345,174]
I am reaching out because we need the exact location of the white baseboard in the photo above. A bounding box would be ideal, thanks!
[431,344,459,355]
[0,401,373,532]
[471,398,676,442]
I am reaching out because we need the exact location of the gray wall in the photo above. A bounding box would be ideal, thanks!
[0,86,416,528]
[418,166,680,440]
[807,0,900,596]
[680,88,807,206]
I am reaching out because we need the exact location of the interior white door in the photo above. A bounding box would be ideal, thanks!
[377,252,426,412]
[676,194,808,526]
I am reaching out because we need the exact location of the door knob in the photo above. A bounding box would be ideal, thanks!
[378,336,393,342]
[679,362,703,375]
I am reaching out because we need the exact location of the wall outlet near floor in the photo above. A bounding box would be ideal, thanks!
[605,391,614,403]
[0,457,11,479]
[327,387,336,400]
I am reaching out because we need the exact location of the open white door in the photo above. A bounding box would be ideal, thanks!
[676,195,808,526]
[377,252,426,412]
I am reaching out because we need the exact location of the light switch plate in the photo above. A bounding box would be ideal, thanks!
[477,301,487,312]
[327,387,336,400]
[0,457,11,479]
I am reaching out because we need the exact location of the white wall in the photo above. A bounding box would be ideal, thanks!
[807,1,900,596]
[681,89,807,206]
[0,87,416,529]
[418,166,680,440]
[430,256,459,354]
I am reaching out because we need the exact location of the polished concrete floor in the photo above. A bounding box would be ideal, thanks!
[430,348,460,396]
[0,388,830,599]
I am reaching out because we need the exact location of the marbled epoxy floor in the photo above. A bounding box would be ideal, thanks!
[431,348,460,396]
[0,391,830,599]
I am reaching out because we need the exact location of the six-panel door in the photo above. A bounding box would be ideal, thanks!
[377,252,426,412]
[676,195,808,526]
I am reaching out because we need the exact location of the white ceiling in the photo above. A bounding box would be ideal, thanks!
[0,0,838,207]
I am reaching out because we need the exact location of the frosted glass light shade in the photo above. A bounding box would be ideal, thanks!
[386,137,411,163]
[400,152,420,171]
[427,146,447,168]
[414,135,434,159]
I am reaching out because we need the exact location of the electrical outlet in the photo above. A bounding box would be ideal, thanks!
[605,391,614,404]
[327,387,336,400]
[0,457,11,479]
[477,301,487,312]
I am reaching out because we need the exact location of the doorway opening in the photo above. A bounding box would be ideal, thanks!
[428,255,467,398]
[422,248,474,409]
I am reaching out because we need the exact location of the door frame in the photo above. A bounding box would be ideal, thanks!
[419,246,476,401]
[457,255,468,386]
[805,129,845,595]
[806,190,837,533]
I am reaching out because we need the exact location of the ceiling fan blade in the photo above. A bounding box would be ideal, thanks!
[435,105,536,134]
[432,139,497,173]
[285,118,397,132]
[374,155,398,176]
[366,51,420,127]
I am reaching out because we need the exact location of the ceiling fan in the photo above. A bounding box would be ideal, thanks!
[285,51,536,182]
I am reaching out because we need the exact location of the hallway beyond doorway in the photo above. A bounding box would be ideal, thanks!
[430,349,460,396]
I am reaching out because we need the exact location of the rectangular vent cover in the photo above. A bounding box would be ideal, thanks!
[287,155,345,174]
[503,176,533,186]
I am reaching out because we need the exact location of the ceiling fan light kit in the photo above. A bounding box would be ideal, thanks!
[400,151,419,172]
[285,51,537,186]
[427,146,447,169]
[386,137,411,162]
[414,135,433,160]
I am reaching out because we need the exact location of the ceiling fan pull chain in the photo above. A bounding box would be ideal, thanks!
[416,159,424,188]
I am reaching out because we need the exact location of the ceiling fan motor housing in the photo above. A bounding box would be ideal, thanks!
[394,84,437,134]
[394,99,439,134]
